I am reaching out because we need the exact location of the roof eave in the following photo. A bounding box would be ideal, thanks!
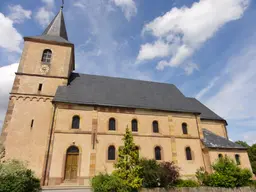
[24,36,74,47]
[52,99,202,115]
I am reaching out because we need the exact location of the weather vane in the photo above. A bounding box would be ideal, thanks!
[61,0,64,9]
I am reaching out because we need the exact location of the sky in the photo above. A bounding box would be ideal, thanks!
[0,0,255,145]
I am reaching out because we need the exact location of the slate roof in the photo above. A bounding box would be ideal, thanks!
[202,129,246,149]
[25,8,72,44]
[187,98,224,121]
[53,73,226,122]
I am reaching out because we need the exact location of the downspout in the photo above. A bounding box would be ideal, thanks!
[43,103,57,186]
[195,115,207,170]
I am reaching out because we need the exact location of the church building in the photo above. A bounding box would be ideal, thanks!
[0,7,252,187]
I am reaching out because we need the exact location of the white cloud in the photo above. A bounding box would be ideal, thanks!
[196,76,220,99]
[204,43,256,121]
[111,0,137,20]
[184,62,199,75]
[137,40,171,61]
[7,5,32,24]
[35,0,55,27]
[0,13,23,52]
[137,0,250,73]
[42,0,55,9]
[0,63,18,130]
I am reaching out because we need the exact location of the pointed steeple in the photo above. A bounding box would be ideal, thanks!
[25,7,72,45]
[42,8,68,41]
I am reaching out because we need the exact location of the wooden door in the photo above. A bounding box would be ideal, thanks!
[65,154,78,180]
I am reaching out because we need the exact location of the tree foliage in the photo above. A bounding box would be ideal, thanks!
[174,179,199,187]
[235,141,256,175]
[139,159,160,188]
[114,128,142,190]
[196,156,252,188]
[139,159,180,189]
[159,162,180,188]
[0,160,41,192]
[0,140,5,160]
[91,173,130,192]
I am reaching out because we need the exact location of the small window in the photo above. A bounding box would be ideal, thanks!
[72,116,80,129]
[132,119,138,132]
[109,118,116,131]
[38,84,43,91]
[108,146,115,160]
[218,154,223,159]
[182,123,188,135]
[235,154,241,165]
[41,49,52,63]
[186,147,192,160]
[153,121,159,133]
[30,119,34,128]
[155,146,162,160]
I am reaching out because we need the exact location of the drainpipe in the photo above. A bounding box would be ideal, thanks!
[195,115,207,171]
[43,103,56,186]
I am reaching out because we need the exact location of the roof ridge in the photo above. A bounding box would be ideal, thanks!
[72,72,177,87]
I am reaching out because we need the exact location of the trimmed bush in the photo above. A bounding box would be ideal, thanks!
[0,160,41,192]
[174,179,199,187]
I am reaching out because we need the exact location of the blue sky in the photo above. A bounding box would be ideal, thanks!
[0,0,255,144]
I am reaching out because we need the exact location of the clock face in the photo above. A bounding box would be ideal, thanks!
[40,65,50,74]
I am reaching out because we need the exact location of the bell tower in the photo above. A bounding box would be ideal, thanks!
[15,7,74,96]
[1,7,74,182]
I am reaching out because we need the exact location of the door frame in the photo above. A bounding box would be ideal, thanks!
[62,145,82,182]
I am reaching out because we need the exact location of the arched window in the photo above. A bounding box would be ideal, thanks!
[218,154,223,159]
[108,146,116,160]
[67,145,79,154]
[182,123,188,135]
[72,116,80,129]
[152,121,159,133]
[109,118,116,131]
[185,147,192,160]
[65,146,79,180]
[132,119,138,132]
[235,154,241,165]
[155,146,162,160]
[41,49,52,63]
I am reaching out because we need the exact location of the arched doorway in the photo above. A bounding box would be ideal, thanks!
[65,146,79,180]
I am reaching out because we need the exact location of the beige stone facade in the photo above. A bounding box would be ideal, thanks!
[0,9,253,187]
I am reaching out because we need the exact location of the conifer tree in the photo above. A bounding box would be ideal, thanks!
[114,127,142,190]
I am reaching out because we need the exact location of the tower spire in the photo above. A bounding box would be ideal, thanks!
[25,4,71,44]
[42,7,68,41]
[61,0,64,9]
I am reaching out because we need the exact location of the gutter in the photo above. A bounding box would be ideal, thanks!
[43,103,57,186]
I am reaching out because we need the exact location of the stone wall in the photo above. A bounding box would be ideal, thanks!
[140,187,256,192]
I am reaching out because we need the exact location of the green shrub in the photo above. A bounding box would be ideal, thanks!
[196,156,253,188]
[159,161,180,188]
[174,179,199,187]
[91,173,131,192]
[249,180,256,188]
[195,167,208,186]
[0,160,41,192]
[139,159,160,188]
[139,159,180,189]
